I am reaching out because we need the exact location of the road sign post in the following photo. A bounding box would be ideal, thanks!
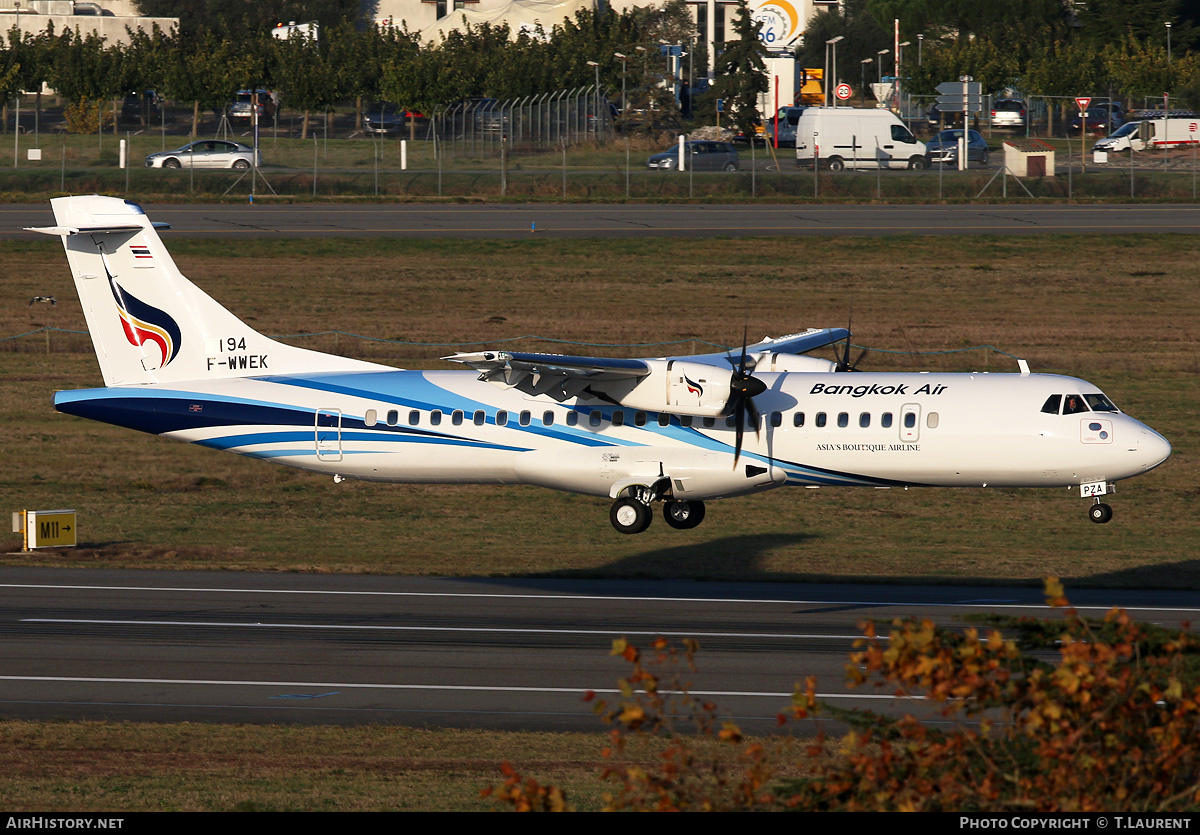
[936,79,982,170]
[1076,97,1091,175]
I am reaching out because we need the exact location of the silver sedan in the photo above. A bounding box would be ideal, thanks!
[145,140,260,170]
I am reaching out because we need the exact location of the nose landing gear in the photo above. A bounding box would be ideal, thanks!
[1089,500,1113,524]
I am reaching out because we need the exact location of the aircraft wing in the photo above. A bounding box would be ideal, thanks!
[443,328,848,404]
[443,350,650,398]
[664,328,849,367]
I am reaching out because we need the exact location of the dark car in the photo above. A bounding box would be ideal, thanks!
[1070,103,1124,134]
[230,89,275,124]
[647,141,739,171]
[364,102,406,135]
[925,129,989,167]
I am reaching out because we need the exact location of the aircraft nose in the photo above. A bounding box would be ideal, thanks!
[1137,429,1172,472]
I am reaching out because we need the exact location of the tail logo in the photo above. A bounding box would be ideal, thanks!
[105,264,181,368]
[685,376,704,397]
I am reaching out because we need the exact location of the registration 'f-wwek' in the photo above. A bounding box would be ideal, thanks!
[32,196,1171,534]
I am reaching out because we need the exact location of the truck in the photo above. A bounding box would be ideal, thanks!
[1092,114,1200,153]
[794,108,927,170]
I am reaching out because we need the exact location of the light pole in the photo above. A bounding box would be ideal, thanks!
[877,49,889,85]
[614,52,627,116]
[897,42,910,111]
[917,34,923,66]
[1167,22,1172,63]
[861,58,872,106]
[586,60,600,141]
[825,35,844,107]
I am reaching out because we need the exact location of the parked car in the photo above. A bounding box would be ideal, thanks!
[1070,103,1124,134]
[230,89,275,124]
[146,140,260,170]
[364,102,406,135]
[991,98,1026,129]
[925,129,990,167]
[648,141,739,171]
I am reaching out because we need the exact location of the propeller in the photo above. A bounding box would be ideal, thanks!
[834,315,868,372]
[727,326,766,466]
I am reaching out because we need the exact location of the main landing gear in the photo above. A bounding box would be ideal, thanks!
[609,482,707,534]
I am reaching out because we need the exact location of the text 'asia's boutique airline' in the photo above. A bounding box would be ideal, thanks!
[34,196,1171,534]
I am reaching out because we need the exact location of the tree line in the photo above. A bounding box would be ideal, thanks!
[0,1,773,139]
[802,0,1200,112]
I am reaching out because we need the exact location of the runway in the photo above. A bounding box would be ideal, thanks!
[2,568,1196,732]
[4,202,1199,240]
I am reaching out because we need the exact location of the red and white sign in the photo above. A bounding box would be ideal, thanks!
[835,83,852,101]
[1075,96,1091,113]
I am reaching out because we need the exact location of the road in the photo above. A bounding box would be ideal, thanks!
[4,202,1199,240]
[1,568,1195,732]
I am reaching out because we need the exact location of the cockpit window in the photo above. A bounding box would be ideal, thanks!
[1041,395,1061,414]
[1084,393,1119,412]
[1063,394,1089,415]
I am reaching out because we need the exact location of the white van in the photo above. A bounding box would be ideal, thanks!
[795,108,927,170]
[1093,116,1200,153]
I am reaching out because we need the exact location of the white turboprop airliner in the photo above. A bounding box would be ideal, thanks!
[32,196,1171,534]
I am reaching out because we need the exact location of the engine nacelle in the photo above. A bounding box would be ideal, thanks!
[609,360,735,418]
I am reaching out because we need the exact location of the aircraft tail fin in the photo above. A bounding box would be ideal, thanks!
[32,195,386,387]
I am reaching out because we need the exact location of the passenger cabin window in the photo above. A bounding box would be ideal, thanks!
[543,411,554,426]
[408,410,420,426]
[658,413,671,427]
[881,412,893,428]
[430,410,442,426]
[680,415,693,427]
[1041,395,1062,415]
[904,412,917,428]
[770,412,782,428]
[451,410,464,426]
[612,411,625,427]
[837,412,849,428]
[386,409,399,426]
[473,410,485,426]
[496,410,508,426]
[859,412,870,428]
[364,409,377,427]
[589,410,602,427]
[816,412,827,427]
[793,412,805,427]
[702,417,716,428]
[566,412,578,426]
[635,411,647,426]
[927,412,939,429]
[519,410,531,426]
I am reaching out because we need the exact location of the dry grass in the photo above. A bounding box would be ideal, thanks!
[2,234,1196,585]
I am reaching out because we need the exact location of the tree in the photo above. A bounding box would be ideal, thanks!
[488,579,1200,812]
[712,0,767,141]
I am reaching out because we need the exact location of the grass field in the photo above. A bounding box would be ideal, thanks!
[2,233,1195,585]
[1,230,1196,811]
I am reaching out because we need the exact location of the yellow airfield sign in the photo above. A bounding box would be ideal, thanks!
[13,509,77,550]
